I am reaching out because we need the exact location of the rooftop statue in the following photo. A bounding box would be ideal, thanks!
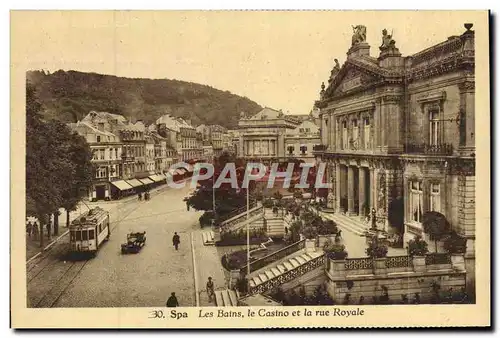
[351,25,367,46]
[328,58,341,83]
[379,29,396,50]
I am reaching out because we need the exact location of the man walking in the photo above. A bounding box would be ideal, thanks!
[206,277,215,303]
[166,292,179,307]
[172,232,180,250]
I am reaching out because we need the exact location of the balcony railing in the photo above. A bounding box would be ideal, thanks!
[121,154,135,162]
[248,253,325,295]
[404,143,453,155]
[313,144,328,152]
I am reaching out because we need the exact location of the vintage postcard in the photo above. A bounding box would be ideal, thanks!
[11,10,490,328]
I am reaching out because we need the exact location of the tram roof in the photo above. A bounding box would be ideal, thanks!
[70,207,109,227]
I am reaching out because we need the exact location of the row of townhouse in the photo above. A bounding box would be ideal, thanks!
[196,123,236,158]
[71,112,204,201]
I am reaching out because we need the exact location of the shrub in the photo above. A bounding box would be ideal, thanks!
[365,240,388,258]
[443,231,467,254]
[199,211,214,227]
[324,241,348,260]
[302,225,318,239]
[293,191,303,199]
[319,219,338,235]
[407,235,429,256]
[262,199,274,208]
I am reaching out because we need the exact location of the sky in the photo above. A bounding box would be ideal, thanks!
[12,11,483,115]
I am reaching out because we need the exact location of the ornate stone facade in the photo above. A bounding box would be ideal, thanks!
[314,24,476,267]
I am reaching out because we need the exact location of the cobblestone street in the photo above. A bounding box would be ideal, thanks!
[27,182,209,308]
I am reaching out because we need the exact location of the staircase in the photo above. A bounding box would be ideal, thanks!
[202,230,215,246]
[214,289,239,306]
[219,205,264,233]
[320,211,370,236]
[247,250,325,295]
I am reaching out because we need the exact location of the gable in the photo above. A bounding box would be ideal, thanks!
[325,65,382,98]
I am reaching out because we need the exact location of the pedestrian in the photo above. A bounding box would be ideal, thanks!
[172,232,180,250]
[138,192,142,201]
[186,201,190,211]
[32,222,39,240]
[26,221,32,238]
[166,292,179,307]
[206,277,215,302]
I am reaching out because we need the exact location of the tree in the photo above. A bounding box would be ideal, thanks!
[26,83,71,247]
[26,82,92,246]
[388,197,404,233]
[422,211,450,253]
[186,153,252,219]
[60,131,93,234]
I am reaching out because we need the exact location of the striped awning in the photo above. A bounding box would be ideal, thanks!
[138,177,155,185]
[174,169,185,176]
[110,180,134,191]
[125,179,143,188]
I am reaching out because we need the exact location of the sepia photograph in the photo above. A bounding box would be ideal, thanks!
[11,9,490,328]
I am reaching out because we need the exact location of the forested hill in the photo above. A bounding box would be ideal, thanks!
[26,70,263,128]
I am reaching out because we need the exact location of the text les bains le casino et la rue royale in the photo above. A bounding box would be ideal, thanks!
[154,308,365,320]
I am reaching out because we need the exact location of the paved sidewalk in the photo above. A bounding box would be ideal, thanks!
[192,231,227,307]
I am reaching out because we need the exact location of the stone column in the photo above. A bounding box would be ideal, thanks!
[327,162,336,209]
[347,166,354,215]
[459,81,475,156]
[335,163,341,212]
[358,167,366,217]
[369,167,376,211]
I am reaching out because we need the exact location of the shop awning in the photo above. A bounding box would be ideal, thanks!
[138,177,155,185]
[148,174,165,183]
[110,180,133,191]
[175,169,185,176]
[156,174,167,181]
[125,179,143,188]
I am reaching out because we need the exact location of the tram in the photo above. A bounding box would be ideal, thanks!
[69,207,110,256]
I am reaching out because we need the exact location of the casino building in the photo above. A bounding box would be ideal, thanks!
[313,23,475,283]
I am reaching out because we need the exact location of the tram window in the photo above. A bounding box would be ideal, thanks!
[76,231,82,241]
[70,231,75,241]
[82,231,88,241]
[89,230,95,240]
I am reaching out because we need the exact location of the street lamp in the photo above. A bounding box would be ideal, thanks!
[371,208,377,231]
[371,207,379,248]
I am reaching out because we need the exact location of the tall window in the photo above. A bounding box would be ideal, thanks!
[99,149,105,160]
[364,117,371,149]
[429,108,440,146]
[342,121,348,149]
[96,135,101,143]
[430,183,441,212]
[409,181,423,223]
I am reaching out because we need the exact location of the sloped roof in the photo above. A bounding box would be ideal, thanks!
[248,107,283,120]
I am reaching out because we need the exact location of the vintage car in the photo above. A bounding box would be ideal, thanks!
[121,231,146,254]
